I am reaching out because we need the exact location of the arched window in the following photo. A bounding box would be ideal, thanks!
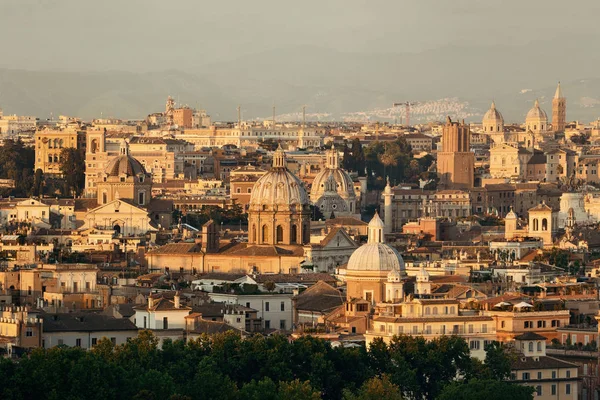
[102,192,108,204]
[251,224,256,242]
[528,342,534,352]
[291,225,297,244]
[432,307,438,315]
[542,218,548,231]
[533,218,539,231]
[450,306,455,314]
[262,225,269,244]
[276,225,283,243]
[236,188,241,194]
[425,307,430,315]
[537,342,542,352]
[501,157,506,166]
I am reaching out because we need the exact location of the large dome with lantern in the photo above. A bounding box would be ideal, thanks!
[249,145,309,211]
[346,212,405,273]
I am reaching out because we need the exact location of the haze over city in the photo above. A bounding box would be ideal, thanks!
[1,0,600,121]
[2,2,600,400]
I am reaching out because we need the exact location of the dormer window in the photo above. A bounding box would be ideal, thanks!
[120,177,126,182]
[139,175,144,183]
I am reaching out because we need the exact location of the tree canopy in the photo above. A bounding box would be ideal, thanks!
[0,331,532,400]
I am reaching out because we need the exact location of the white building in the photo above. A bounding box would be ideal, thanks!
[133,292,191,330]
[208,292,294,331]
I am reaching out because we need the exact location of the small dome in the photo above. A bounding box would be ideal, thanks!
[347,212,405,273]
[505,207,518,219]
[310,145,355,202]
[104,155,147,177]
[249,146,309,209]
[347,243,405,272]
[104,140,147,177]
[416,265,429,282]
[526,99,548,122]
[483,102,504,124]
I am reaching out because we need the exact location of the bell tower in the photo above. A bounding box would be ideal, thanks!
[552,82,566,133]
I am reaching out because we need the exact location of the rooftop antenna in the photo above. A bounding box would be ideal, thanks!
[237,105,241,128]
[272,104,276,127]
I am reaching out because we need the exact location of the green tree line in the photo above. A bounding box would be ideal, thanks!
[341,138,436,190]
[0,331,533,400]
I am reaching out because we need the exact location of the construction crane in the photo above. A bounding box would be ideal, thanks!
[393,102,417,127]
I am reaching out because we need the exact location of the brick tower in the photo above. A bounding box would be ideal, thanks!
[437,117,474,190]
[552,82,566,133]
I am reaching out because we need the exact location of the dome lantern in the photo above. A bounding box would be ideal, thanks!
[368,211,385,244]
[272,144,287,169]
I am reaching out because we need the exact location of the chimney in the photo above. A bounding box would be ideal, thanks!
[148,296,154,309]
[174,291,180,309]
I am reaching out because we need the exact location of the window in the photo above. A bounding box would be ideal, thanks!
[522,372,530,380]
[279,320,286,330]
[551,385,556,395]
[501,321,505,328]
[535,386,542,396]
[552,371,556,379]
[110,337,116,344]
[163,317,168,329]
[537,372,542,379]
[143,316,147,328]
[26,327,33,337]
[265,302,270,312]
[265,320,271,329]
[537,342,542,352]
[280,302,285,311]
[380,324,385,332]
[76,338,82,347]
[566,384,571,395]
[28,286,32,295]
[92,338,97,347]
[469,340,480,350]
[529,342,534,352]
[566,370,571,378]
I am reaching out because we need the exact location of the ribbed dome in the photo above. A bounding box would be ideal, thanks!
[483,102,504,124]
[311,169,355,201]
[347,213,405,273]
[104,154,147,177]
[310,146,355,203]
[526,99,548,122]
[249,146,309,208]
[347,243,405,272]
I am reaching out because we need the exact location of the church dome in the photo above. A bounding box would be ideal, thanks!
[526,99,548,122]
[347,212,405,273]
[483,102,504,124]
[249,146,309,209]
[104,141,147,177]
[310,146,355,202]
[505,207,518,220]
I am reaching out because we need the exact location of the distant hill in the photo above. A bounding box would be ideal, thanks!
[1,41,600,123]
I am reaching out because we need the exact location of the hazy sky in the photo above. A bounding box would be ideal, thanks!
[1,0,599,72]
